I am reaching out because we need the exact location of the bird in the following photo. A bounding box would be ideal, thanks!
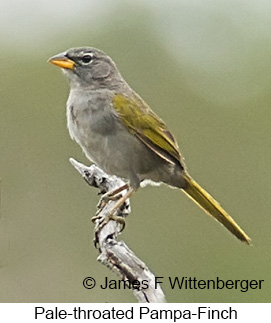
[48,47,251,244]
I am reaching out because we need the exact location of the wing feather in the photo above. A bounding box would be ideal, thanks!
[113,94,183,165]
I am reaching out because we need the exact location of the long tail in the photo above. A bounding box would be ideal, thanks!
[182,174,251,245]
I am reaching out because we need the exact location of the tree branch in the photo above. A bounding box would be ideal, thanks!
[69,158,166,303]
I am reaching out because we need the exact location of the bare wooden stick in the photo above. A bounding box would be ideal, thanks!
[69,158,166,303]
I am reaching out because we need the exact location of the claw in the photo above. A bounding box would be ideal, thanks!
[92,186,134,247]
[91,213,101,223]
[110,214,126,231]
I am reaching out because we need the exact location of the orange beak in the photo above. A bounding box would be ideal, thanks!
[48,54,75,70]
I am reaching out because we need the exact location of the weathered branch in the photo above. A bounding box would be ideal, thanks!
[70,158,166,303]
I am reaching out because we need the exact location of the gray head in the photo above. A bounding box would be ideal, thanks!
[49,47,126,90]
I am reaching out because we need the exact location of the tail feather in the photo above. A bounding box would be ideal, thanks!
[183,175,251,245]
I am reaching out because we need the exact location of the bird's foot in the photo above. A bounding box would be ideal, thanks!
[92,212,126,230]
[97,183,129,209]
[92,187,135,248]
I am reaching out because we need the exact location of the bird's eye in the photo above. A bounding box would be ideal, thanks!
[81,54,93,64]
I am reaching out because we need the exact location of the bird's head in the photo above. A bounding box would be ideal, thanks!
[49,47,124,90]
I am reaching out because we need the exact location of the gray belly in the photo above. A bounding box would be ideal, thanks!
[67,101,159,186]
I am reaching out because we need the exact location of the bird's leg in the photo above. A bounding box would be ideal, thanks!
[92,187,135,240]
[106,187,135,225]
[92,183,131,227]
[96,183,130,210]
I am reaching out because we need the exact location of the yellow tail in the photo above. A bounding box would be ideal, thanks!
[183,174,251,244]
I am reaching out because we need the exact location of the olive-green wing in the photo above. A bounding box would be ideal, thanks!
[113,93,182,165]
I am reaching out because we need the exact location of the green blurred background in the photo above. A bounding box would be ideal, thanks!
[0,0,270,303]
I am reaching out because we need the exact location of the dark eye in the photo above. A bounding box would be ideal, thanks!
[81,54,93,64]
